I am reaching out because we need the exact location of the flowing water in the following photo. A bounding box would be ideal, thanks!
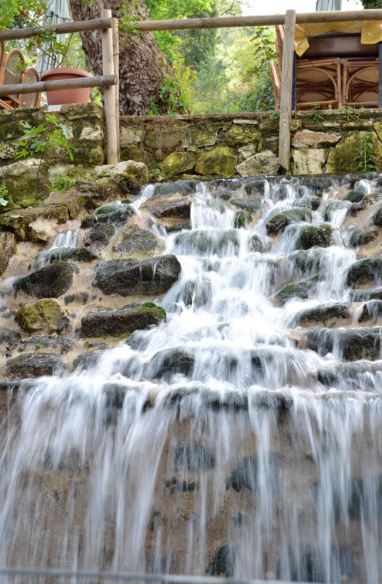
[1,177,382,583]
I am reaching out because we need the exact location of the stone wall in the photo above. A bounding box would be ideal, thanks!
[3,104,382,210]
[120,109,382,180]
[0,104,104,208]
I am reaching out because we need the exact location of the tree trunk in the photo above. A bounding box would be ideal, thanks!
[69,0,170,115]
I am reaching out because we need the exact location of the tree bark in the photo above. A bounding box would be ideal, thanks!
[69,0,170,115]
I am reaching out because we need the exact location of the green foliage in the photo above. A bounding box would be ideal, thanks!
[15,113,74,162]
[355,132,376,172]
[0,0,45,29]
[51,175,76,192]
[0,185,9,208]
[361,0,382,7]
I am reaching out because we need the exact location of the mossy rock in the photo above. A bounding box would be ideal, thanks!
[266,208,312,236]
[0,231,16,275]
[295,224,332,250]
[0,159,51,208]
[161,152,196,178]
[275,275,319,304]
[182,127,218,150]
[226,125,262,147]
[326,131,382,174]
[80,302,166,337]
[16,299,70,334]
[113,224,161,258]
[195,147,237,178]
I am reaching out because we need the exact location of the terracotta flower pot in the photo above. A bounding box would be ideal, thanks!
[40,67,92,105]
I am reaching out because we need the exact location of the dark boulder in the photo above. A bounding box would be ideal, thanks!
[294,303,350,327]
[150,349,194,381]
[81,303,166,337]
[95,255,181,296]
[266,208,312,236]
[351,287,382,301]
[317,361,382,388]
[0,329,21,346]
[113,225,160,257]
[226,456,258,492]
[346,257,382,287]
[154,180,199,197]
[143,195,191,220]
[84,224,115,248]
[307,327,381,361]
[6,352,64,379]
[14,261,77,298]
[72,352,100,371]
[295,224,332,250]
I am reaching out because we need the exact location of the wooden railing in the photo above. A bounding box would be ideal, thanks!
[1,9,382,172]
[0,9,119,165]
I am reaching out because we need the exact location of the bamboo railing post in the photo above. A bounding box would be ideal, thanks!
[101,8,118,165]
[112,17,120,161]
[278,9,296,172]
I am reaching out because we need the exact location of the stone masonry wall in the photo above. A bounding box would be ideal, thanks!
[3,105,382,210]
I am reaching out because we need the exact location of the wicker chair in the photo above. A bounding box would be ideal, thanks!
[274,26,342,110]
[342,58,379,108]
[0,41,41,109]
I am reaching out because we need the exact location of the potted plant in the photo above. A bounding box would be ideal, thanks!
[39,32,92,105]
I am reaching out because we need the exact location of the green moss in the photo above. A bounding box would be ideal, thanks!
[327,131,382,174]
[161,152,196,178]
[195,146,237,178]
[138,302,166,321]
[295,224,332,250]
[266,208,312,236]
[276,275,319,303]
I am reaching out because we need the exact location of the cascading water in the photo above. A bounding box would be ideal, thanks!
[1,175,382,583]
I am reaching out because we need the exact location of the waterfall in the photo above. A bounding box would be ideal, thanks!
[1,175,382,583]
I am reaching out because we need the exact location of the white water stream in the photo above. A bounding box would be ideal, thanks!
[0,179,382,582]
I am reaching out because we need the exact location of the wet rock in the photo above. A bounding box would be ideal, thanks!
[351,287,382,301]
[84,224,114,247]
[266,208,312,236]
[346,189,364,203]
[317,361,382,388]
[16,299,70,334]
[295,224,332,250]
[346,257,382,287]
[113,225,161,258]
[72,352,100,371]
[46,247,98,263]
[248,234,265,253]
[349,227,378,247]
[82,202,134,229]
[103,383,128,410]
[243,178,267,196]
[0,329,21,346]
[81,303,166,337]
[307,327,381,361]
[95,255,181,296]
[227,457,258,492]
[165,478,198,494]
[195,146,237,178]
[174,229,239,257]
[251,391,293,411]
[173,443,215,472]
[207,545,236,578]
[359,300,382,322]
[295,195,321,211]
[323,200,351,222]
[151,350,194,380]
[294,303,350,327]
[64,292,89,305]
[153,180,199,197]
[0,231,16,275]
[6,352,64,379]
[17,334,73,353]
[275,275,319,304]
[231,198,262,213]
[14,261,77,298]
[372,204,382,227]
[143,194,191,220]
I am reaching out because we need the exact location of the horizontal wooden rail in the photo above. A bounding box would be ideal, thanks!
[0,18,112,41]
[135,9,382,31]
[0,75,116,97]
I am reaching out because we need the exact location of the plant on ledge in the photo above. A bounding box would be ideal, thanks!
[360,0,382,7]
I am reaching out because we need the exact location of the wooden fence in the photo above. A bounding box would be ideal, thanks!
[1,9,382,171]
